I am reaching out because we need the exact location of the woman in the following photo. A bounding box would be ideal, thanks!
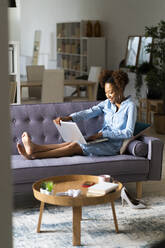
[17,70,137,159]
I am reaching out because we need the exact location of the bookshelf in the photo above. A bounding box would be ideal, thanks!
[56,21,106,80]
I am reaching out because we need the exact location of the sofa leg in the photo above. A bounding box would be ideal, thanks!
[136,182,142,199]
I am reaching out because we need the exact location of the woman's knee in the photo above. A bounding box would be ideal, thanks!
[69,142,83,154]
[69,142,80,149]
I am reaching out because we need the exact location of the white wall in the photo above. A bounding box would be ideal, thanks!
[20,0,165,73]
[0,0,12,247]
[8,0,20,41]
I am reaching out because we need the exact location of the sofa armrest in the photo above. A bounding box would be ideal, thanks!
[141,136,164,180]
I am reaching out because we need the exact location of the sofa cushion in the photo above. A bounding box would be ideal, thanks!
[133,122,151,136]
[120,122,151,155]
[126,140,148,157]
[11,154,149,185]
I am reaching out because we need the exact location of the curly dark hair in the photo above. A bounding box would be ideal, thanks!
[100,70,129,89]
[111,70,129,90]
[99,69,113,88]
[101,70,129,103]
[107,70,129,90]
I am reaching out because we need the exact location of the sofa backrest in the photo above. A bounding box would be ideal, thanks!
[10,101,104,155]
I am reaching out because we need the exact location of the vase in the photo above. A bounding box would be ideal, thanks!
[94,21,101,37]
[40,188,53,195]
[86,21,93,37]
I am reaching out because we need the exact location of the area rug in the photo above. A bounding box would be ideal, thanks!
[12,194,165,248]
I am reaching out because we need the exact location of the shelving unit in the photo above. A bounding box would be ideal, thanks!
[56,21,106,80]
[8,41,20,104]
[138,98,163,124]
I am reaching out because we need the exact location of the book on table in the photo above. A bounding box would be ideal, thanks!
[87,182,118,196]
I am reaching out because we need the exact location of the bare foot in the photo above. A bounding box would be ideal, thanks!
[22,132,35,156]
[17,143,32,160]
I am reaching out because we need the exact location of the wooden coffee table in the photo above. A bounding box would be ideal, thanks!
[32,175,122,246]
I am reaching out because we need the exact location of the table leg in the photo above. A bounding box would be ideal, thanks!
[77,85,80,97]
[110,201,119,233]
[80,207,82,220]
[20,86,22,103]
[37,201,45,233]
[136,181,142,199]
[87,85,93,101]
[72,206,82,246]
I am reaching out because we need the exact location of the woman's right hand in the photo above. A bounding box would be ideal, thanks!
[53,116,72,125]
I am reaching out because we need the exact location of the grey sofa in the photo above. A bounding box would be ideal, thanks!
[11,101,164,205]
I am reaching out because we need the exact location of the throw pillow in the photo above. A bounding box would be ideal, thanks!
[126,140,148,157]
[120,122,151,155]
[133,122,151,136]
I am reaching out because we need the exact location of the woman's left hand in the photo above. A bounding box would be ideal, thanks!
[86,132,102,141]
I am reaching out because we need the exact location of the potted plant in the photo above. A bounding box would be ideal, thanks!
[145,20,165,133]
[40,181,54,195]
[135,62,153,98]
[136,20,165,133]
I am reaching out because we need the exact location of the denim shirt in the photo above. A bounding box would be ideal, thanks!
[70,97,137,140]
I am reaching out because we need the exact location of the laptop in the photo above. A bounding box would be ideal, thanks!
[54,121,108,144]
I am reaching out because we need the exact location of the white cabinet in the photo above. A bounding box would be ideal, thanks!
[81,37,106,73]
[56,21,106,80]
[9,41,20,104]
